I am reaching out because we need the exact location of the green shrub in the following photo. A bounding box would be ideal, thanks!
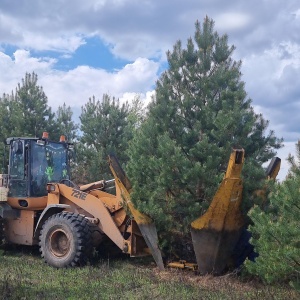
[246,143,300,291]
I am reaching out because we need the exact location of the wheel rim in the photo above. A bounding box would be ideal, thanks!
[49,229,71,257]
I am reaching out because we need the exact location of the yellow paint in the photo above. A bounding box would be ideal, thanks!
[191,149,245,232]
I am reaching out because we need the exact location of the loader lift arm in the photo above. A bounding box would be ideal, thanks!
[108,154,165,271]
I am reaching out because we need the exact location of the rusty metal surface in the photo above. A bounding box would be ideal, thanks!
[138,222,164,271]
[191,228,242,274]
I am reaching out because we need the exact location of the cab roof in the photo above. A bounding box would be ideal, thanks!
[6,137,39,145]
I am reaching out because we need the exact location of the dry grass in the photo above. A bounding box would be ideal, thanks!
[0,246,298,300]
[144,259,298,300]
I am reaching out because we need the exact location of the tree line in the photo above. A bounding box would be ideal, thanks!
[0,16,298,289]
[0,72,139,182]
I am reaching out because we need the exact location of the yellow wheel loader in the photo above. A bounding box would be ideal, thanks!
[0,133,164,270]
[0,132,280,274]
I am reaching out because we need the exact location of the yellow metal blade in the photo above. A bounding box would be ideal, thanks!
[191,149,245,274]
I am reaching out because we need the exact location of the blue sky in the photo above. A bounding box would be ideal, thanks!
[2,36,133,73]
[0,0,299,179]
[52,37,131,71]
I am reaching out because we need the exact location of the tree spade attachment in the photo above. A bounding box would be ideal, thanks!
[191,149,245,275]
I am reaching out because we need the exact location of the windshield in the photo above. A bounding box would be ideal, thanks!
[31,141,69,196]
[10,140,25,179]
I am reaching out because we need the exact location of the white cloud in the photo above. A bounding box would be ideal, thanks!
[1,0,299,61]
[0,50,57,95]
[0,0,299,181]
[294,8,300,18]
[21,34,86,53]
[276,141,297,181]
[242,41,300,142]
[215,12,251,31]
[119,90,155,108]
[0,50,159,111]
[41,60,159,109]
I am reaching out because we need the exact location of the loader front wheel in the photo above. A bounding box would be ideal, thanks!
[39,212,92,268]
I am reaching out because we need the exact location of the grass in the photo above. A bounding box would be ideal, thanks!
[0,246,298,300]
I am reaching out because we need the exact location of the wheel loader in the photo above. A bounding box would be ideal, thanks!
[0,132,280,274]
[0,132,164,269]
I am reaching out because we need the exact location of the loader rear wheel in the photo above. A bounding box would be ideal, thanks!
[39,212,92,268]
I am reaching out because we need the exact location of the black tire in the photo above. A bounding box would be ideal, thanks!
[39,212,92,267]
[88,222,103,248]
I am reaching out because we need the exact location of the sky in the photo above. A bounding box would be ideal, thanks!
[0,0,299,180]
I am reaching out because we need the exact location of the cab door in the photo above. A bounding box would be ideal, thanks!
[8,139,28,197]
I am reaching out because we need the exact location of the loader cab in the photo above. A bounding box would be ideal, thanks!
[6,133,72,199]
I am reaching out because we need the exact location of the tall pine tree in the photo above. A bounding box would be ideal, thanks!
[55,103,78,142]
[0,72,56,139]
[0,72,58,171]
[126,17,282,248]
[76,94,133,183]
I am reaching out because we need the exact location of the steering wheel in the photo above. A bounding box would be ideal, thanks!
[59,179,80,189]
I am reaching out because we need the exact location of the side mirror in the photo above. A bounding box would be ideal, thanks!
[68,143,75,160]
[13,140,23,155]
[68,149,74,160]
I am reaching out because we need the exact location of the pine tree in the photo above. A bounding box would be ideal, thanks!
[15,72,56,137]
[0,91,23,139]
[0,72,58,171]
[286,141,300,178]
[246,141,300,289]
[0,72,56,139]
[55,103,78,142]
[76,94,133,183]
[0,92,24,172]
[126,17,282,249]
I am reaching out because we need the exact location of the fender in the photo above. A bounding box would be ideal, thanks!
[34,204,70,240]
